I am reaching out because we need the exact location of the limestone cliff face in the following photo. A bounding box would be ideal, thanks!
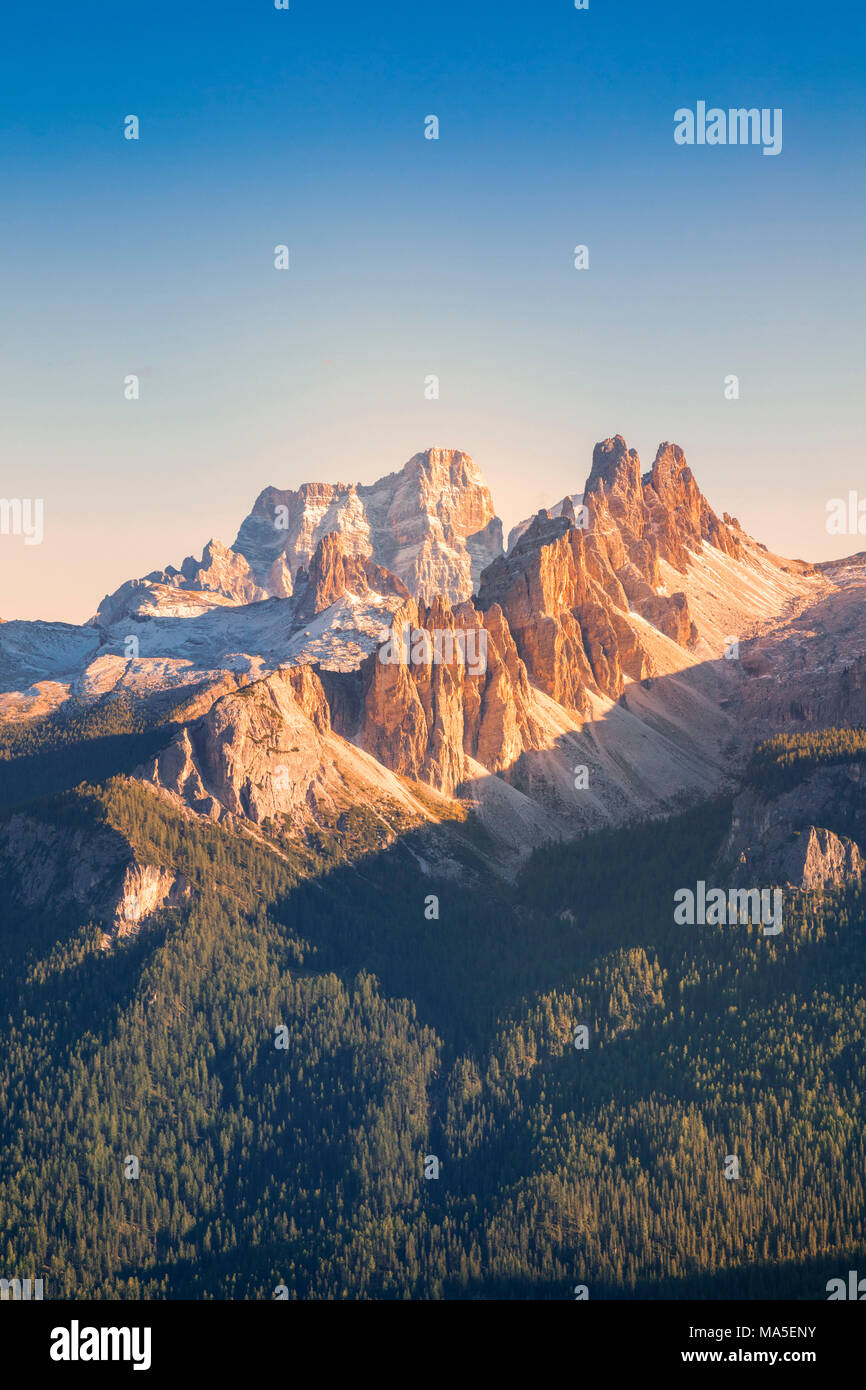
[644,443,742,567]
[478,439,708,711]
[473,436,746,710]
[360,450,502,602]
[488,439,742,710]
[721,762,866,891]
[112,864,191,938]
[141,661,465,840]
[478,513,621,707]
[0,813,189,941]
[180,540,272,602]
[355,596,544,796]
[94,540,270,626]
[293,532,410,623]
[234,449,502,603]
[507,494,583,553]
[783,826,863,892]
[585,437,741,573]
[145,665,334,824]
[137,437,759,810]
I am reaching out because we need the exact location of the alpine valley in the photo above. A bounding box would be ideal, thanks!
[2,437,865,1300]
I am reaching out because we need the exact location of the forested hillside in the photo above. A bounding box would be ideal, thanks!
[0,695,177,812]
[747,727,866,795]
[1,770,864,1299]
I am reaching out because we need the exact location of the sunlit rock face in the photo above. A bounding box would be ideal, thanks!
[233,448,502,604]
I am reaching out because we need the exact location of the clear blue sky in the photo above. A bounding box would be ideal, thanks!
[2,0,864,619]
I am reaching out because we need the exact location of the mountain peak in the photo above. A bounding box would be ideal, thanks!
[585,434,643,500]
[234,449,502,604]
[643,440,742,566]
[295,532,409,622]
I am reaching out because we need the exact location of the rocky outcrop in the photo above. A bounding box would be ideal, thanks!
[476,443,710,710]
[110,863,190,940]
[721,762,866,891]
[506,494,583,553]
[0,813,189,939]
[585,437,741,572]
[233,448,503,603]
[644,442,742,567]
[782,826,862,892]
[355,596,544,795]
[180,540,272,602]
[140,661,478,847]
[145,665,335,824]
[478,515,605,708]
[293,533,410,623]
[93,540,269,626]
[264,553,294,600]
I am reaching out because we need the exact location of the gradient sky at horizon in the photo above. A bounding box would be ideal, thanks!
[1,0,864,622]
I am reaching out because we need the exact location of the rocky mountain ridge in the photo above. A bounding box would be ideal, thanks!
[3,433,866,932]
[233,447,503,605]
[117,436,841,860]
